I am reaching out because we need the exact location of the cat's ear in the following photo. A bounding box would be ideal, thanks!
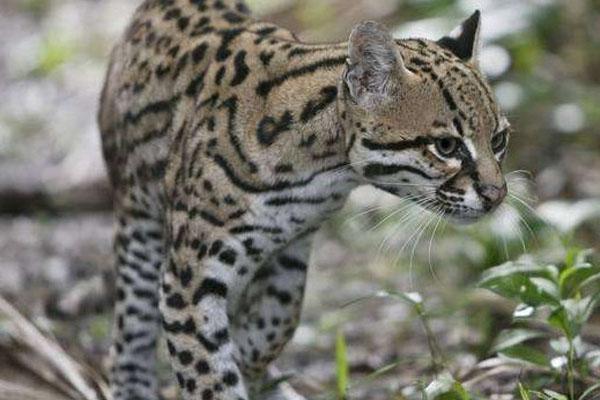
[437,10,481,63]
[345,21,410,108]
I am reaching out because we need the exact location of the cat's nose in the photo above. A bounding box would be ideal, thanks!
[478,183,507,210]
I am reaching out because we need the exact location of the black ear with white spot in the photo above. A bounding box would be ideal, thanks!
[345,21,409,108]
[437,10,481,63]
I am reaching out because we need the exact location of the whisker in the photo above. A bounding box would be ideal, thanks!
[403,205,436,290]
[374,201,423,262]
[377,197,433,256]
[505,169,534,178]
[493,204,510,261]
[510,211,528,255]
[376,198,430,252]
[394,200,435,258]
[508,193,539,218]
[510,203,539,247]
[427,207,444,284]
[507,184,537,198]
[410,204,439,270]
[368,202,418,232]
[366,192,436,231]
[341,204,388,227]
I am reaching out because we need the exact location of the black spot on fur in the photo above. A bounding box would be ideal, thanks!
[192,42,209,64]
[222,371,239,386]
[166,293,187,309]
[178,350,194,365]
[259,50,275,66]
[230,50,250,86]
[216,28,244,61]
[218,248,237,265]
[195,359,211,375]
[209,240,223,255]
[300,85,338,122]
[192,278,228,303]
[202,388,214,400]
[215,65,226,85]
[256,111,294,146]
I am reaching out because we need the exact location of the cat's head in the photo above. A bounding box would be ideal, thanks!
[340,11,509,223]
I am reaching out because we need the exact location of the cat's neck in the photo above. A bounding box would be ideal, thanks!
[266,46,349,153]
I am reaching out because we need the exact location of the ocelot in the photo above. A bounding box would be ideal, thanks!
[98,0,509,399]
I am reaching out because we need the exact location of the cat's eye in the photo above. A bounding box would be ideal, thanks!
[491,129,508,153]
[434,137,460,157]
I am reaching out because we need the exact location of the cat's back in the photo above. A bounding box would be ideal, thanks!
[98,0,296,188]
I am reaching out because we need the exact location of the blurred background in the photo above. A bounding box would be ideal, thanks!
[1,0,599,399]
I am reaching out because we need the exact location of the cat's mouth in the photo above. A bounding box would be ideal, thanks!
[436,202,502,225]
[417,194,492,224]
[370,182,495,224]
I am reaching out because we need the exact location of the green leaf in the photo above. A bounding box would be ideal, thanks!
[549,306,573,338]
[550,297,599,338]
[480,261,551,284]
[335,329,348,400]
[571,248,593,268]
[560,264,600,296]
[541,389,568,400]
[491,329,546,353]
[425,372,471,400]
[498,344,550,367]
[435,382,471,400]
[564,247,583,269]
[479,265,559,306]
[531,277,560,299]
[518,382,531,400]
[559,250,600,296]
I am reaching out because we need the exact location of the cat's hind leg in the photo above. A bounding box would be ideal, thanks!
[110,192,164,400]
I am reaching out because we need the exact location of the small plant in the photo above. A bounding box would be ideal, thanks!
[479,248,600,399]
[336,290,475,400]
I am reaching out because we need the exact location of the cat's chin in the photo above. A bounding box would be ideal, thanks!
[443,210,488,225]
[448,215,481,225]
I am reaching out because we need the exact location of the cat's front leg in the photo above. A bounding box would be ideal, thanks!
[160,224,256,400]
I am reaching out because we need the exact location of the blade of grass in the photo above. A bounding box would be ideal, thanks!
[579,382,600,400]
[335,329,348,400]
[518,382,531,400]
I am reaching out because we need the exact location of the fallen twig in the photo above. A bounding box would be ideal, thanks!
[0,295,111,400]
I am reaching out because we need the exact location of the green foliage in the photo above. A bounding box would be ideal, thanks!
[479,249,600,398]
[505,33,544,74]
[34,33,75,76]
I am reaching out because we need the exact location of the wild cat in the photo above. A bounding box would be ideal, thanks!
[98,1,508,398]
